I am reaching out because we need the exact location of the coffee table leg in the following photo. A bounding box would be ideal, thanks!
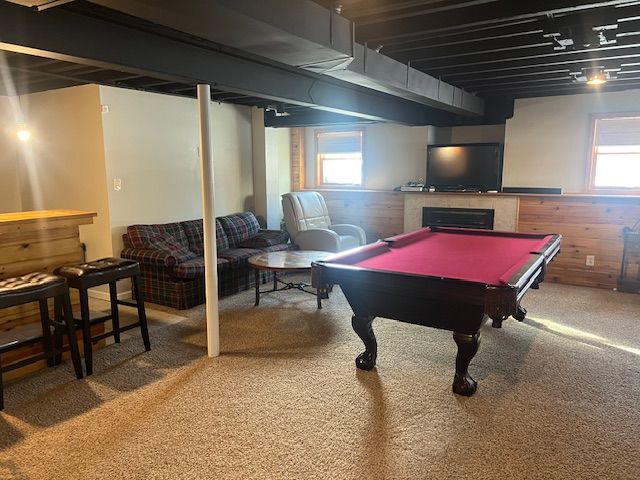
[254,269,260,306]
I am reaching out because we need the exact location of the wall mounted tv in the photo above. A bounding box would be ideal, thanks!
[426,143,504,192]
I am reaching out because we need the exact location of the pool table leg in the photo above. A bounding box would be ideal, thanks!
[352,315,377,371]
[513,305,527,321]
[452,332,481,397]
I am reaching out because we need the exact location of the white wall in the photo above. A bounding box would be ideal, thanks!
[304,124,432,190]
[450,124,505,144]
[503,89,640,192]
[16,85,112,261]
[210,101,254,215]
[267,126,291,226]
[0,96,21,213]
[303,123,505,190]
[99,86,254,256]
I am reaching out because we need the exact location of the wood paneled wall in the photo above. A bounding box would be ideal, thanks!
[315,190,404,242]
[0,210,96,380]
[290,128,305,191]
[518,196,640,289]
[302,182,640,291]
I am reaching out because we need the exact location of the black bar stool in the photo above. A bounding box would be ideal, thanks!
[0,272,83,410]
[54,258,151,376]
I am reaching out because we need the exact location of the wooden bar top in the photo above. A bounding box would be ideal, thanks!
[0,209,97,226]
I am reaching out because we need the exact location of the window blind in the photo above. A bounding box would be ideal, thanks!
[597,117,640,146]
[316,131,363,154]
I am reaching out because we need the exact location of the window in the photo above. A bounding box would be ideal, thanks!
[315,129,363,187]
[588,114,640,192]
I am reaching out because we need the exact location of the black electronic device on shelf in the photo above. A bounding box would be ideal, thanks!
[426,143,504,193]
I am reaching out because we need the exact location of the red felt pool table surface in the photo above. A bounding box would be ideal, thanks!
[341,228,554,286]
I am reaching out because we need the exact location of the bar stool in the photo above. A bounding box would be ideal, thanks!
[0,272,83,410]
[54,258,151,376]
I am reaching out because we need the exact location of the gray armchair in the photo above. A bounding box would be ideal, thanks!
[281,191,367,252]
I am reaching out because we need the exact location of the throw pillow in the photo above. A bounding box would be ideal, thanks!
[147,233,197,264]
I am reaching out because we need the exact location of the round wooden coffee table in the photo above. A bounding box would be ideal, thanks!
[248,250,333,308]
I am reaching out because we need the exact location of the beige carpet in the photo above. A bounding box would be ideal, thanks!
[1,281,639,479]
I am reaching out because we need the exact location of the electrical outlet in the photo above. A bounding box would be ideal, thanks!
[586,255,595,266]
[113,178,122,191]
[101,104,110,113]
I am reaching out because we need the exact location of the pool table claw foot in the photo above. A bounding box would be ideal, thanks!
[513,305,527,321]
[355,351,377,371]
[452,332,480,397]
[490,315,507,328]
[352,315,377,371]
[453,372,477,397]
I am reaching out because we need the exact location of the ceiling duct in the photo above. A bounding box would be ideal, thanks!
[86,0,484,117]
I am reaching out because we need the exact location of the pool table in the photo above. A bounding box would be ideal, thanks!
[311,227,561,396]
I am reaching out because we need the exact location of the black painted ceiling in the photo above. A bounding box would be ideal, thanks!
[313,0,640,99]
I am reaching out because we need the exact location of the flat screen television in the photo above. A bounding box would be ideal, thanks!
[426,143,504,192]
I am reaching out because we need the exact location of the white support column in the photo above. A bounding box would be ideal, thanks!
[197,84,220,357]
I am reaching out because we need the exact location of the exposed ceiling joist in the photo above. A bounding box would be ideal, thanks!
[357,0,638,43]
[317,0,640,100]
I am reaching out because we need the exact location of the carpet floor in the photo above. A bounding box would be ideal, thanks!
[0,281,639,479]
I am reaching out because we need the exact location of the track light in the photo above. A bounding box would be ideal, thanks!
[586,67,607,85]
[571,67,616,86]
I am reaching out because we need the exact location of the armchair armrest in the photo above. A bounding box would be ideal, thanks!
[293,229,341,252]
[329,224,367,245]
[120,247,178,267]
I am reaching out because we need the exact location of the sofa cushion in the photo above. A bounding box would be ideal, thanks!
[257,243,291,253]
[180,219,204,255]
[173,257,230,279]
[218,247,263,267]
[121,247,177,267]
[180,219,230,255]
[239,229,289,248]
[127,223,189,250]
[218,212,260,248]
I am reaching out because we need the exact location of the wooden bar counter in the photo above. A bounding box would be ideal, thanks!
[0,209,96,334]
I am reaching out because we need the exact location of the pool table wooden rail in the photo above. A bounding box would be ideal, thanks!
[312,231,562,322]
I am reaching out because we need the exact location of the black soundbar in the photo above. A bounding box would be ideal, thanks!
[502,187,563,194]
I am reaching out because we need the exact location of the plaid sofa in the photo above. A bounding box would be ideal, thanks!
[121,212,291,309]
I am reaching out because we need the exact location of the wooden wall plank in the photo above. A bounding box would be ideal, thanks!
[290,128,305,191]
[0,210,95,379]
[0,237,81,264]
[312,190,404,242]
[518,196,640,289]
[292,186,640,291]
